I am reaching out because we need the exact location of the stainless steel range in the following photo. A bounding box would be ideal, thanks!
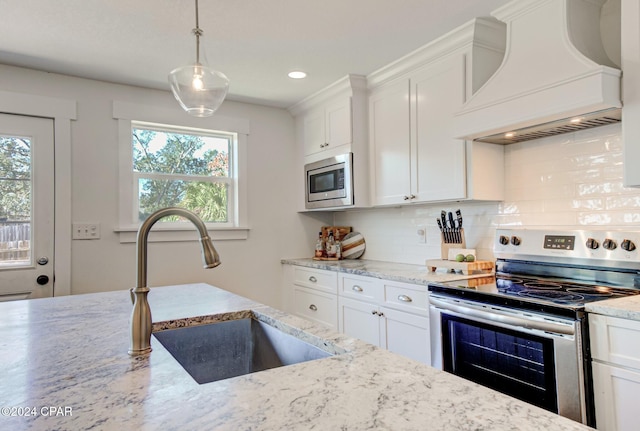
[428,229,640,427]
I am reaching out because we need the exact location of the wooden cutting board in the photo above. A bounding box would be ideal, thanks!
[321,226,352,240]
[425,259,494,275]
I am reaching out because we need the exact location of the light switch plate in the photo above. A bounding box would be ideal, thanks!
[417,225,426,244]
[73,223,101,240]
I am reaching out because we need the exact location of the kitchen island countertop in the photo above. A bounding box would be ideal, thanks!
[0,283,591,430]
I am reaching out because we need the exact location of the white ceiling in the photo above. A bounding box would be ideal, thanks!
[0,0,511,109]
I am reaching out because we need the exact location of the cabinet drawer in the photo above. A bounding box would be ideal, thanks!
[590,314,640,370]
[294,287,338,330]
[383,281,428,316]
[339,274,384,302]
[293,267,337,294]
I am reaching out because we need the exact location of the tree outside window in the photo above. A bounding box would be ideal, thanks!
[131,123,235,224]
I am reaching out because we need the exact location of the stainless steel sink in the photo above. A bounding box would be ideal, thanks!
[153,317,334,384]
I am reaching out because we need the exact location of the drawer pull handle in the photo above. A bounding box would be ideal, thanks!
[398,294,413,303]
[309,304,318,311]
[309,276,317,283]
[352,285,363,293]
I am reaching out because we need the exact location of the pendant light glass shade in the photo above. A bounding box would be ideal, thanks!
[169,64,229,117]
[168,0,229,117]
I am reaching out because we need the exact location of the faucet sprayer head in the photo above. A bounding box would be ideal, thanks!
[199,236,221,268]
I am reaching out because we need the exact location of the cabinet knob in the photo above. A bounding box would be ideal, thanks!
[403,195,410,201]
[371,310,378,315]
[308,276,317,283]
[309,304,318,311]
[397,294,412,303]
[409,194,416,200]
[352,285,363,293]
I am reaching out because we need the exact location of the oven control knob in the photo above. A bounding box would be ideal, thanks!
[510,236,521,246]
[585,238,600,250]
[499,235,509,245]
[603,238,617,250]
[622,239,637,252]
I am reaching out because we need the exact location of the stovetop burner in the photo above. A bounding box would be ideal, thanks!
[429,273,640,317]
[428,228,640,317]
[495,275,637,305]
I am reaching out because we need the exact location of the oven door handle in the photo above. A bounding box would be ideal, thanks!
[429,296,575,336]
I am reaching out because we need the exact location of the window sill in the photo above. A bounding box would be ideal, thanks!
[115,226,249,244]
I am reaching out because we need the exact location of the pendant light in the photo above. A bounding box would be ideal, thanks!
[168,0,229,117]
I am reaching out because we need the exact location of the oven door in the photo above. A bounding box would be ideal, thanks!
[429,294,587,425]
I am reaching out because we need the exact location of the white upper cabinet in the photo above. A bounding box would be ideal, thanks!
[369,79,411,205]
[302,97,352,157]
[367,18,506,206]
[622,0,640,187]
[369,58,467,205]
[290,74,370,209]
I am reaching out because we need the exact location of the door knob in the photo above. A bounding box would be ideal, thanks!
[37,257,49,265]
[36,275,49,285]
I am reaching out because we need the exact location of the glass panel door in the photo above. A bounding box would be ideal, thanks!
[442,313,558,413]
[0,114,54,300]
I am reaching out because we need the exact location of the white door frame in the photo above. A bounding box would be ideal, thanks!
[0,91,76,296]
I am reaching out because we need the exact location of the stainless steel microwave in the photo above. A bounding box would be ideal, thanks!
[305,153,353,209]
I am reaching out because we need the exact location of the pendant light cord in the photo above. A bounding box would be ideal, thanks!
[193,0,203,65]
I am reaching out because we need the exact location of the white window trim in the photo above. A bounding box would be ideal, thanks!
[113,101,249,243]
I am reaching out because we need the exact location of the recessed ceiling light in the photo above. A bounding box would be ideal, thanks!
[504,132,516,138]
[570,117,583,124]
[288,71,307,79]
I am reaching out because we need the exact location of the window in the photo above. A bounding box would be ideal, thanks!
[113,101,248,242]
[131,121,236,226]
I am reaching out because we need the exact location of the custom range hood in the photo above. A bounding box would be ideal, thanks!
[454,0,621,144]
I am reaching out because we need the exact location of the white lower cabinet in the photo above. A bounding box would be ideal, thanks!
[286,266,338,331]
[293,286,338,331]
[589,313,640,431]
[284,265,431,364]
[339,296,381,346]
[338,274,430,364]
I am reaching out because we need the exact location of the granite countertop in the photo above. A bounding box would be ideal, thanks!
[281,258,492,285]
[0,284,591,431]
[585,295,640,321]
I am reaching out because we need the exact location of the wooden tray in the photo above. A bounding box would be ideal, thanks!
[426,259,494,275]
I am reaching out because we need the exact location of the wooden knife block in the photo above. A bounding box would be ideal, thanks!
[441,228,466,259]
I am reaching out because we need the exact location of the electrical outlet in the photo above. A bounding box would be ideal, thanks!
[417,225,426,244]
[73,223,101,240]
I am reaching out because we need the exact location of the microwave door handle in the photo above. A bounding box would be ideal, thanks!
[429,297,575,336]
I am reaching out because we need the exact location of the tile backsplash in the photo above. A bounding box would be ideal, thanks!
[334,123,640,265]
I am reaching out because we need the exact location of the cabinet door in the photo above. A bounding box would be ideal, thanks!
[590,314,640,369]
[369,79,411,205]
[381,307,430,364]
[293,267,337,294]
[338,296,381,347]
[294,286,338,331]
[303,108,326,157]
[411,54,466,202]
[592,361,640,431]
[325,98,351,148]
[339,274,384,302]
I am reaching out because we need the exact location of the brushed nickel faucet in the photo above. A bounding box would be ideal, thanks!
[129,207,221,356]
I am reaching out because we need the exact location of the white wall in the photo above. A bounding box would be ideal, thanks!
[0,64,329,309]
[334,123,640,264]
